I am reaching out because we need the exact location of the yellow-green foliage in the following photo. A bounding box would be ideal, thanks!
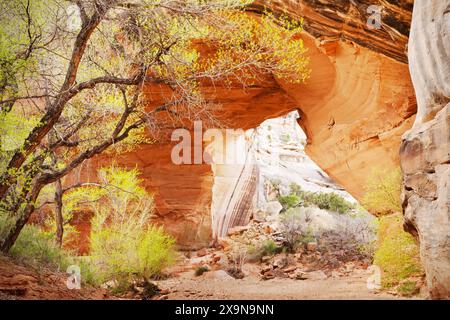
[146,6,310,88]
[374,214,423,289]
[85,165,176,290]
[90,224,176,290]
[9,223,69,271]
[199,10,310,84]
[362,167,402,215]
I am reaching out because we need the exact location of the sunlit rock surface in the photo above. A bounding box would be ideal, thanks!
[80,1,416,249]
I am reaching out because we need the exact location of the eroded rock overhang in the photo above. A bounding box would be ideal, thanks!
[82,1,417,249]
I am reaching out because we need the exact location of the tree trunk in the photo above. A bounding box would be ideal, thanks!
[54,178,64,247]
[0,180,43,253]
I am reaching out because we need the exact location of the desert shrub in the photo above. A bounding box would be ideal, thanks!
[312,192,353,214]
[298,228,316,245]
[362,167,402,215]
[9,224,69,272]
[90,221,176,290]
[397,280,420,297]
[85,166,176,291]
[278,194,300,210]
[261,239,280,256]
[288,183,354,214]
[137,226,176,277]
[248,239,281,260]
[320,213,377,261]
[228,244,247,279]
[373,214,423,289]
[195,266,209,277]
[279,208,304,251]
[281,206,377,261]
[289,183,302,196]
[90,223,176,291]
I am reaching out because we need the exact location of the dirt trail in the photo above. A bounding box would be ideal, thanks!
[156,268,400,300]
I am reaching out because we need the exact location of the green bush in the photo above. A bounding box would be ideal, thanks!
[397,280,420,297]
[362,167,402,215]
[90,223,176,292]
[137,226,177,277]
[261,239,280,256]
[85,165,176,291]
[195,266,209,277]
[278,194,300,210]
[248,239,281,260]
[313,192,353,214]
[286,183,354,214]
[373,214,423,289]
[9,224,69,272]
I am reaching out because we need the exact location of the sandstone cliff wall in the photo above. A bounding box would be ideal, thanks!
[400,0,450,299]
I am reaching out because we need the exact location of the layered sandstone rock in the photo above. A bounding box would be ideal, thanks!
[400,0,450,299]
[79,1,415,249]
[251,0,413,63]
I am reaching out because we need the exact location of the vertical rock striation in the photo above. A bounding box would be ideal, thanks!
[400,0,450,299]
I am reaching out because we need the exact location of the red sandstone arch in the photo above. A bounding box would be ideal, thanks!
[80,31,415,248]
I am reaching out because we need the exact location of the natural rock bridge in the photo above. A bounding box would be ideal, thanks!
[76,0,449,299]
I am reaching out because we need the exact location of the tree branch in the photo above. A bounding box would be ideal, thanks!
[0,7,107,199]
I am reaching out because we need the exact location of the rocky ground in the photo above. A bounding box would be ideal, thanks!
[152,220,422,300]
[0,256,111,300]
[0,219,425,300]
[154,246,399,300]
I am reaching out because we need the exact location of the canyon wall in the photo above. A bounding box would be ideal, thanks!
[400,0,450,299]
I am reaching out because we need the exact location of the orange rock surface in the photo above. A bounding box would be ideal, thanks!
[77,35,415,248]
[71,2,416,248]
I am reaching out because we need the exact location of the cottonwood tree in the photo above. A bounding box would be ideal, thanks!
[0,0,309,252]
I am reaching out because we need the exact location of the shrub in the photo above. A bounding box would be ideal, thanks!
[279,209,304,251]
[85,165,176,291]
[195,266,209,277]
[397,280,420,297]
[90,223,176,292]
[298,228,316,245]
[278,194,300,210]
[9,224,69,272]
[227,245,247,279]
[248,239,281,260]
[313,192,353,214]
[137,226,177,277]
[373,214,423,289]
[362,167,402,215]
[261,239,280,256]
[288,183,354,214]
